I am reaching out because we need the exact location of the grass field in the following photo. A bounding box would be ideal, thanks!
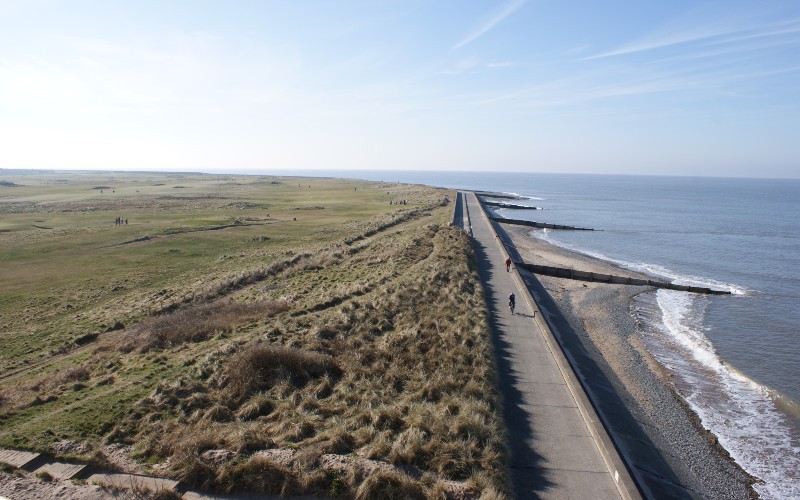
[0,170,508,498]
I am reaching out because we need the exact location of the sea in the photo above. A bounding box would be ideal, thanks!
[234,169,800,498]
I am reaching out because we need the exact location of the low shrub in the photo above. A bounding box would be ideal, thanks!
[31,366,90,391]
[172,456,216,491]
[232,427,273,454]
[388,427,431,467]
[216,455,299,495]
[218,344,340,399]
[236,394,275,421]
[122,300,289,352]
[152,490,183,500]
[35,470,53,482]
[204,405,233,422]
[354,470,427,500]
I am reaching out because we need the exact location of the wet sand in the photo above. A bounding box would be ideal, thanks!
[504,225,757,499]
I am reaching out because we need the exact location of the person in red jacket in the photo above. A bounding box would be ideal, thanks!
[505,257,512,272]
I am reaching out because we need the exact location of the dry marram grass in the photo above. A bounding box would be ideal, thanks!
[0,175,507,498]
[111,223,507,496]
[121,300,290,352]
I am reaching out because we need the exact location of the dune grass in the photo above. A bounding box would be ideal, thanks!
[0,170,508,497]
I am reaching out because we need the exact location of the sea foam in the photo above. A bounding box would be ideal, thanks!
[642,289,800,498]
[502,191,545,200]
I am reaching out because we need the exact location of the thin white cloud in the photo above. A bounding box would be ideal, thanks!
[463,51,800,111]
[584,13,800,60]
[648,37,800,66]
[485,77,694,109]
[701,21,800,47]
[584,26,742,60]
[453,0,526,50]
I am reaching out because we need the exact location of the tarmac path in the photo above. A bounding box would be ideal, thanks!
[457,192,639,499]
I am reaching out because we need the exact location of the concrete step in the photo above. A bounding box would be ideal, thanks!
[182,490,315,499]
[31,460,87,480]
[0,449,41,469]
[87,472,179,494]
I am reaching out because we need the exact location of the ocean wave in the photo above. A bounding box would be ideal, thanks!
[503,191,545,200]
[640,290,800,499]
[657,291,720,370]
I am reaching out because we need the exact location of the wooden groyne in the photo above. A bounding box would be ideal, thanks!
[473,191,516,199]
[482,200,540,209]
[492,216,593,231]
[518,262,731,295]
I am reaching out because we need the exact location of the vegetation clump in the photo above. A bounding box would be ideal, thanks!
[120,300,289,352]
[217,344,340,399]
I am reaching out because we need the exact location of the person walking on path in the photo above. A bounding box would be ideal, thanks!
[508,292,516,314]
[505,257,512,272]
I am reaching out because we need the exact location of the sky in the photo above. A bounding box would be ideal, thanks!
[1,0,799,178]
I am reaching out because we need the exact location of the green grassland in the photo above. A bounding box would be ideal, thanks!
[0,171,508,497]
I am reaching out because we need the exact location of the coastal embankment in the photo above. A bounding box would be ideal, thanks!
[456,192,639,499]
[499,222,757,498]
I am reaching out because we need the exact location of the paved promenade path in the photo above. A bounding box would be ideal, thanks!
[458,192,638,499]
